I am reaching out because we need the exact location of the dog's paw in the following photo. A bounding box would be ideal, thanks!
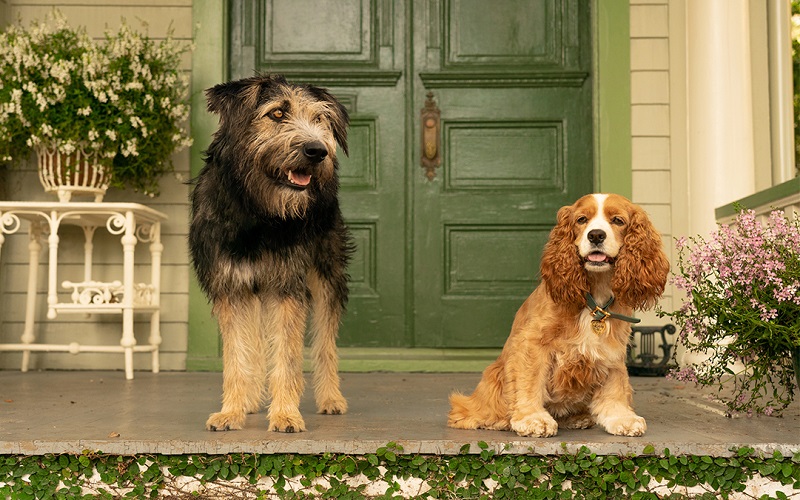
[269,412,307,433]
[206,412,245,432]
[317,395,348,415]
[603,415,646,436]
[511,412,558,437]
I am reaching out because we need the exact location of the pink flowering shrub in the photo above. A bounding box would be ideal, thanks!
[660,209,800,416]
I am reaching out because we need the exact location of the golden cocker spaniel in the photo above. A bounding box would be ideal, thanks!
[448,193,670,437]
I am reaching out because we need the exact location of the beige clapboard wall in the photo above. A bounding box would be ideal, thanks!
[0,1,193,372]
[630,0,676,324]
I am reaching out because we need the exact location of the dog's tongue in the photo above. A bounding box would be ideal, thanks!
[587,252,607,262]
[288,171,312,186]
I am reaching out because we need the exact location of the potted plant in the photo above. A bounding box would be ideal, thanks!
[661,208,800,416]
[0,11,192,200]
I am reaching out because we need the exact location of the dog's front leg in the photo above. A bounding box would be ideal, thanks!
[264,295,308,432]
[206,295,266,431]
[308,270,348,415]
[590,364,646,436]
[507,352,558,437]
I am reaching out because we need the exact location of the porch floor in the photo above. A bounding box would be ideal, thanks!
[1,371,798,457]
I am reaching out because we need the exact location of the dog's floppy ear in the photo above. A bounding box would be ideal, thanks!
[206,80,248,116]
[612,208,670,310]
[540,204,589,309]
[329,98,349,157]
[205,76,267,119]
[307,86,349,156]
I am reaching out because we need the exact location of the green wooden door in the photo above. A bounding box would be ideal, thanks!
[229,0,592,348]
[411,0,593,346]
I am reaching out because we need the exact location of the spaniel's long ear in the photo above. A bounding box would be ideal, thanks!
[612,208,670,310]
[540,205,589,309]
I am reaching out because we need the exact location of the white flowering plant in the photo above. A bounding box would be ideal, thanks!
[0,12,192,195]
[660,209,800,417]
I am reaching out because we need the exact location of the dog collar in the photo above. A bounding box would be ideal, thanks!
[585,292,640,334]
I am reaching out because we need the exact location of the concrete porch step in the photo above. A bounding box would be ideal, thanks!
[0,371,797,457]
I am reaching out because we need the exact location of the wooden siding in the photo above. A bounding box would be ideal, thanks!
[0,1,193,372]
[629,0,673,323]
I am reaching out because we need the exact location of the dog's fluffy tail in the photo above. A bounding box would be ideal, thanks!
[447,360,510,431]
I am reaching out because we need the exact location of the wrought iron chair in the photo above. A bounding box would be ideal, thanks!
[626,324,677,376]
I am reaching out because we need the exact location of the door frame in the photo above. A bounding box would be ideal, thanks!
[186,0,631,371]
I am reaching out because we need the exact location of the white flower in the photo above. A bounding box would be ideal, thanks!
[0,11,192,191]
[59,141,76,155]
[121,138,138,157]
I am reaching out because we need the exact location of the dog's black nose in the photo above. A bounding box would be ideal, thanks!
[587,229,606,244]
[303,141,328,163]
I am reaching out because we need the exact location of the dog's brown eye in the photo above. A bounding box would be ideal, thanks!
[576,216,588,224]
[612,216,626,226]
[267,109,284,121]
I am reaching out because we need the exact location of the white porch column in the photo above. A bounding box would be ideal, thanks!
[768,0,796,183]
[686,0,757,237]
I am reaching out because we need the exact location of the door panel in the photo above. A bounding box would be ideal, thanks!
[411,0,592,347]
[443,120,563,190]
[445,0,559,66]
[229,0,593,349]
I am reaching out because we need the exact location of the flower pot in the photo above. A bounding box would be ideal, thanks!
[36,145,111,202]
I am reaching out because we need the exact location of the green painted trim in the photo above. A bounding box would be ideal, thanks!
[715,177,800,219]
[187,0,227,368]
[186,348,500,373]
[185,357,222,372]
[332,348,500,373]
[333,348,499,372]
[403,0,415,347]
[595,0,632,196]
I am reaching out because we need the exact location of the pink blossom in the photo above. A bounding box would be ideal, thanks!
[663,209,800,416]
[667,366,698,383]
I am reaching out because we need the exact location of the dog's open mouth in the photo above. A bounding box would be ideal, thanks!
[287,170,312,189]
[585,251,615,266]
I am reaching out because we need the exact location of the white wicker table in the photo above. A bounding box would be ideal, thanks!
[0,202,167,379]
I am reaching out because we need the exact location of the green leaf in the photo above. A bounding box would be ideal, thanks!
[760,464,776,476]
[642,444,655,455]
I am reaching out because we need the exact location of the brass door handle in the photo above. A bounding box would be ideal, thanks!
[424,118,437,160]
[420,91,441,180]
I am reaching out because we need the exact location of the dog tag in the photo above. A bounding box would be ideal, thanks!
[591,319,607,335]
